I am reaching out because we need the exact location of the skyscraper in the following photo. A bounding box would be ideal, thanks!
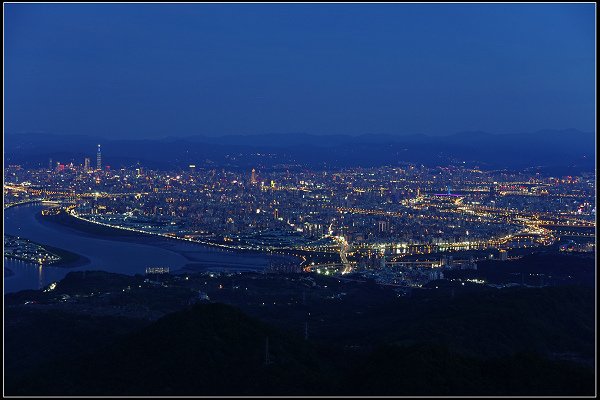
[251,168,257,184]
[96,144,102,170]
[84,157,91,171]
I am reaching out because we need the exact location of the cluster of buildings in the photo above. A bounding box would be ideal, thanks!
[3,146,596,285]
[4,235,61,265]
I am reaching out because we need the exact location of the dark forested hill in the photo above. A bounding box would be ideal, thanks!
[7,303,333,396]
[5,283,595,396]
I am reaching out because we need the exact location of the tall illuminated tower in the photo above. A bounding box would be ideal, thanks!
[96,144,102,170]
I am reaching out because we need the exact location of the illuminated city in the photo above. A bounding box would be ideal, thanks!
[3,2,596,397]
[4,157,595,288]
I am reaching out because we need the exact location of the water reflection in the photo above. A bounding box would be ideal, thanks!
[38,264,44,290]
[4,204,272,293]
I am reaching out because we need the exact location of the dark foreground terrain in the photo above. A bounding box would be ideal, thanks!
[4,252,596,396]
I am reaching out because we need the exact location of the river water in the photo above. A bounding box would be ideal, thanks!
[4,204,275,294]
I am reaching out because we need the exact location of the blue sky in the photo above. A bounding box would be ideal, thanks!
[5,3,595,138]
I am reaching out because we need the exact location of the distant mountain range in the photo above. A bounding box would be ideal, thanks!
[4,129,595,173]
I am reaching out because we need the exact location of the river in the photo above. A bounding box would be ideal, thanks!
[4,204,277,294]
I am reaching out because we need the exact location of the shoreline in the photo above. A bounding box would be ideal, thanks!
[4,240,91,269]
[4,247,90,268]
[42,243,92,268]
[40,209,304,264]
[11,202,313,275]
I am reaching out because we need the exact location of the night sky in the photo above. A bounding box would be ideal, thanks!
[5,3,595,139]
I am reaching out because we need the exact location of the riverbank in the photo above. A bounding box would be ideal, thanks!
[42,243,91,268]
[38,211,152,241]
[4,204,195,293]
[4,240,90,269]
[40,209,303,264]
[4,199,43,210]
[4,202,308,293]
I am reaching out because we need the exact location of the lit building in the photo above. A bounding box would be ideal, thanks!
[96,144,102,170]
[251,168,257,184]
[84,158,91,171]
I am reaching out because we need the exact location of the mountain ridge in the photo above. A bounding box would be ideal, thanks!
[5,129,595,172]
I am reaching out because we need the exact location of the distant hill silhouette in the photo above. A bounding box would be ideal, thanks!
[5,129,595,172]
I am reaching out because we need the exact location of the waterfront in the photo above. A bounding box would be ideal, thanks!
[4,204,276,293]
